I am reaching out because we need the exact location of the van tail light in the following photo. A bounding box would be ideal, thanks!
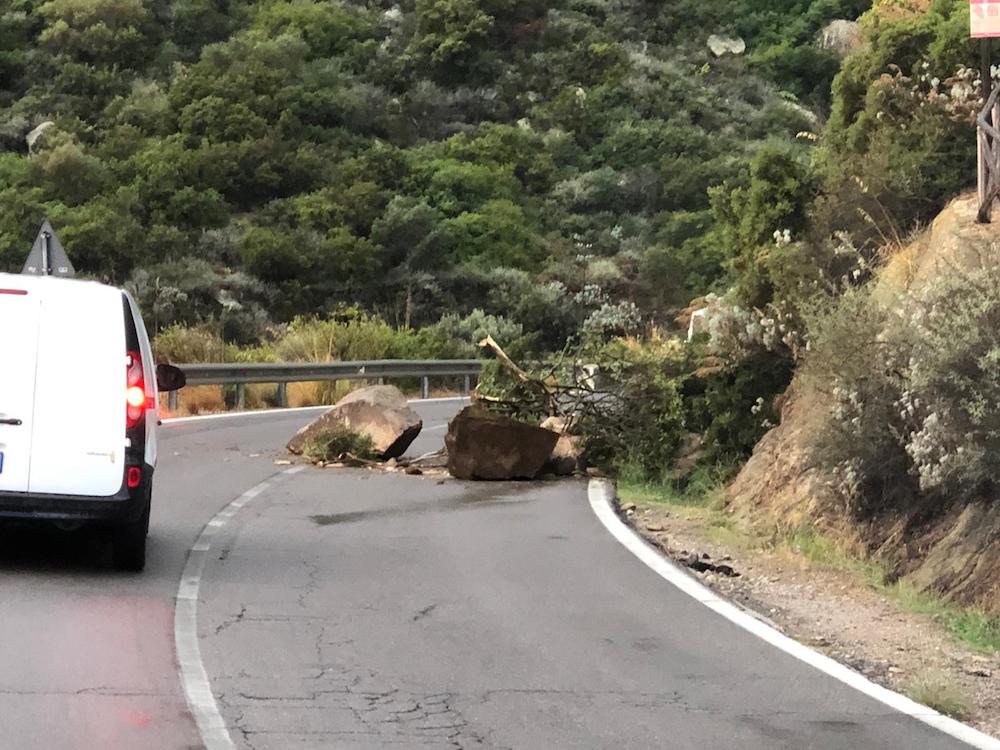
[126,351,146,428]
[126,466,142,489]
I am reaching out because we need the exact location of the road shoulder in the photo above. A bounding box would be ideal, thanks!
[614,480,1000,741]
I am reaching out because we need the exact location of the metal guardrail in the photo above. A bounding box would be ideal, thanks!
[171,359,483,410]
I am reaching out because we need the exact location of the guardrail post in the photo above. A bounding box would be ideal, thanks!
[277,382,288,408]
[168,390,179,413]
[421,376,429,400]
[236,383,246,410]
[463,375,471,394]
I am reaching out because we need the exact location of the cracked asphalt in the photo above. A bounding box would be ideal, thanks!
[0,399,979,749]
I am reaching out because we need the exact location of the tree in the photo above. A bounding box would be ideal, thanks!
[443,198,542,270]
[371,196,448,327]
[37,0,156,69]
[407,0,494,83]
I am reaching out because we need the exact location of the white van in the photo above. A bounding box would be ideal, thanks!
[0,272,184,570]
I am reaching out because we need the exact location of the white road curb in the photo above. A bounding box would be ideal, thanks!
[587,478,1000,750]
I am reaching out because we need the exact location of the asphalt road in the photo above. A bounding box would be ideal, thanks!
[0,398,981,749]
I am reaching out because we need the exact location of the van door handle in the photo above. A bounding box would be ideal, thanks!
[0,418,22,426]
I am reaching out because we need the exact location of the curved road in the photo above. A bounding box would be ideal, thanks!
[0,400,983,749]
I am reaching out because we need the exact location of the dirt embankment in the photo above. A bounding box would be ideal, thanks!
[726,195,1000,613]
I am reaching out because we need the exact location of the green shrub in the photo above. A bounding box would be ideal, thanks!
[153,325,239,363]
[804,239,1000,515]
[274,309,406,362]
[301,426,375,462]
[575,338,690,479]
[687,350,793,463]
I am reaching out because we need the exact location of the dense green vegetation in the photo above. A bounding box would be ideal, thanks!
[2,0,872,347]
[1,0,986,482]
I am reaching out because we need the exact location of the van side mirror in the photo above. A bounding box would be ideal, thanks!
[156,363,186,392]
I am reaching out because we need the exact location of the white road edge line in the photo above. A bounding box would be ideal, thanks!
[175,466,305,750]
[163,396,470,425]
[587,478,1000,750]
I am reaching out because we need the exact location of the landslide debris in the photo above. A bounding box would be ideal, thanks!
[288,385,422,460]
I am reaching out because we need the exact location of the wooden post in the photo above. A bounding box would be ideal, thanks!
[980,40,993,222]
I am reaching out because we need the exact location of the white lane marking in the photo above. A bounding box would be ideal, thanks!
[162,397,470,425]
[175,467,304,750]
[587,479,1000,750]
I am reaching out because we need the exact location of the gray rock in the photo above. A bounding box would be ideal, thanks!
[817,20,863,57]
[707,34,746,57]
[26,121,55,152]
[287,385,422,459]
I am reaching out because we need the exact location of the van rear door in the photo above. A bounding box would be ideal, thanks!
[28,282,126,497]
[0,286,41,493]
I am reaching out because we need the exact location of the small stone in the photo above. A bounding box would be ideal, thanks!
[274,459,292,465]
[966,667,993,678]
[646,524,666,532]
[620,502,637,513]
[385,458,398,469]
[405,466,423,476]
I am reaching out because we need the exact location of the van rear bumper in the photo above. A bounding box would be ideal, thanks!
[0,465,153,524]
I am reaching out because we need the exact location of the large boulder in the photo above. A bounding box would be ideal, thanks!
[287,385,422,459]
[446,406,559,480]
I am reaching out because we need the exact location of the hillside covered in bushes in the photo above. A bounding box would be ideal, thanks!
[2,0,990,477]
[1,0,885,348]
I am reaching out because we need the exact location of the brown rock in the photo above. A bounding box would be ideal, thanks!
[540,415,586,476]
[287,385,422,459]
[445,406,559,480]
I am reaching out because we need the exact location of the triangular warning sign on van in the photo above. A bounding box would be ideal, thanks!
[22,220,75,277]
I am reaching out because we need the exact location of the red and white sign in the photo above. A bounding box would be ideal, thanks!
[972,0,1000,38]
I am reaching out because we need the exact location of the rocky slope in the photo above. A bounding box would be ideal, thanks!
[726,195,1000,613]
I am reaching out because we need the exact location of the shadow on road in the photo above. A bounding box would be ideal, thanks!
[0,521,120,573]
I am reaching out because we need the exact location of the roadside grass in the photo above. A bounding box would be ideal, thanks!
[906,671,971,719]
[617,464,749,550]
[885,581,1000,654]
[781,528,887,588]
[617,468,1000,656]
